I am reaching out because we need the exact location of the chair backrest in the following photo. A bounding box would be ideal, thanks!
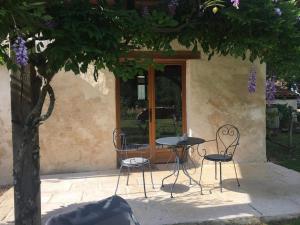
[215,124,240,157]
[113,128,149,161]
[113,128,130,161]
[113,128,126,151]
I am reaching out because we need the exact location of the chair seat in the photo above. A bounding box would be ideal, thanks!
[122,157,149,167]
[204,154,232,162]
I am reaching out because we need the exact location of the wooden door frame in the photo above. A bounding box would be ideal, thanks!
[115,60,187,163]
[150,60,187,162]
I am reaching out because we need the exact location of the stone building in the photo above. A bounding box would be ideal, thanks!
[0,46,266,185]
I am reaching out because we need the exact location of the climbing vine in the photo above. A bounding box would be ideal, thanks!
[0,1,300,225]
[1,0,299,79]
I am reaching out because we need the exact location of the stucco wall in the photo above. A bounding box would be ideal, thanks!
[0,54,266,185]
[39,68,116,174]
[0,67,13,185]
[186,56,266,163]
[0,66,116,185]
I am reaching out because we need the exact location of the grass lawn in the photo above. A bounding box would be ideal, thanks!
[265,131,300,225]
[266,131,300,172]
[264,218,300,225]
[196,218,300,225]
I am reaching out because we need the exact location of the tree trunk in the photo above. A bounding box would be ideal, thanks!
[10,66,42,225]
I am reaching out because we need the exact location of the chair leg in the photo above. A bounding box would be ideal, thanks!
[148,163,154,189]
[115,165,123,195]
[142,165,147,198]
[215,161,217,180]
[219,162,223,192]
[199,158,205,184]
[126,167,130,186]
[232,159,240,187]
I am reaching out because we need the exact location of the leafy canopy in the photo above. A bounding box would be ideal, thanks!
[0,0,300,80]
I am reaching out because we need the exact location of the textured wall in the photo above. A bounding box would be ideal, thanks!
[39,68,117,174]
[0,67,13,185]
[186,56,266,163]
[0,54,266,185]
[0,66,117,185]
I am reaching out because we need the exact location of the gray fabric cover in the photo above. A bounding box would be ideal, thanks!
[45,195,140,225]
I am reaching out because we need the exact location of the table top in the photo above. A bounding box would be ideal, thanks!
[155,136,205,146]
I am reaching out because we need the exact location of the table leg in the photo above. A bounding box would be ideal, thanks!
[170,160,180,198]
[161,145,203,198]
[186,147,197,185]
[182,162,203,195]
[161,158,178,188]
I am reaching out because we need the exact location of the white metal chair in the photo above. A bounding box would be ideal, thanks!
[113,128,154,198]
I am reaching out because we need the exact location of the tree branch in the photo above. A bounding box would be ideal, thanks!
[25,84,55,129]
[33,84,55,125]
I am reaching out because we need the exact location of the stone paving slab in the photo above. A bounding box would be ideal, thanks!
[0,163,300,225]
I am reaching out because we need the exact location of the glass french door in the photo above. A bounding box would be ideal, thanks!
[117,62,186,163]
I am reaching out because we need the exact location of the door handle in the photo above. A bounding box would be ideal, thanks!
[149,108,152,123]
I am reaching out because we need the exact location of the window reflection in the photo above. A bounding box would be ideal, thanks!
[120,72,149,146]
[155,65,182,139]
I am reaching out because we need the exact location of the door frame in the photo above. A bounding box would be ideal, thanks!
[115,59,187,163]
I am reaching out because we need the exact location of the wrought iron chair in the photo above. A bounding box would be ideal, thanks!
[45,195,140,225]
[113,128,154,198]
[198,124,240,192]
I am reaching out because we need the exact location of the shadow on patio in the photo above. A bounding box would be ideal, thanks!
[1,163,300,225]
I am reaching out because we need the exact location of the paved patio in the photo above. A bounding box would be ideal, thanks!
[1,162,300,225]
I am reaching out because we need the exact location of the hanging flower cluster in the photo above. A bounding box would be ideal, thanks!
[168,0,179,16]
[142,5,150,17]
[231,0,239,9]
[248,66,256,93]
[266,78,276,105]
[44,20,57,29]
[12,36,28,66]
[141,0,240,17]
[274,7,282,16]
[272,0,282,16]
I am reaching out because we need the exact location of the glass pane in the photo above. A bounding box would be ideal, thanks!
[120,72,149,148]
[155,65,182,139]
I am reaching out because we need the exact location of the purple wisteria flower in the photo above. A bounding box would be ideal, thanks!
[12,36,28,66]
[274,7,282,16]
[44,20,57,29]
[248,66,256,93]
[168,0,179,16]
[142,5,150,17]
[266,78,276,105]
[231,0,239,9]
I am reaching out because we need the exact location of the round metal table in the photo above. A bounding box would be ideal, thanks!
[156,136,205,198]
